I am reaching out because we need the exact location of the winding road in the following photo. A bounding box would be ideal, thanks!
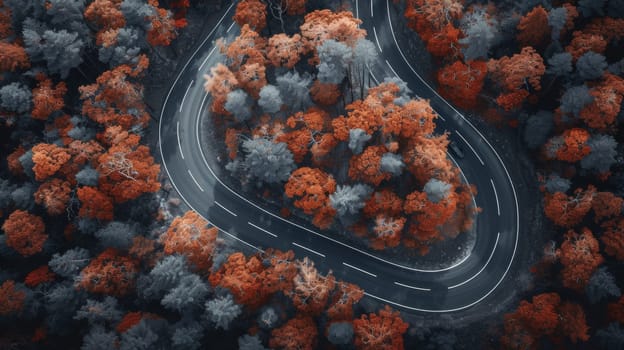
[158,0,520,313]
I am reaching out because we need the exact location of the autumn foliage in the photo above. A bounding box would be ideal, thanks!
[161,211,217,273]
[31,74,67,120]
[284,167,336,229]
[270,316,318,350]
[2,210,47,257]
[234,0,267,32]
[24,266,55,288]
[557,228,603,291]
[77,248,138,296]
[77,186,115,221]
[488,47,545,111]
[0,280,25,316]
[353,306,409,350]
[31,143,71,182]
[34,179,72,216]
[437,60,487,110]
[501,293,589,349]
[543,186,595,227]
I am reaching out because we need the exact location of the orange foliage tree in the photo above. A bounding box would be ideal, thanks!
[404,189,458,248]
[545,128,591,163]
[222,24,266,69]
[161,211,217,273]
[84,0,125,33]
[557,228,603,291]
[77,186,114,221]
[34,178,71,216]
[289,257,335,315]
[326,281,364,321]
[363,189,404,219]
[2,210,47,257]
[31,143,71,182]
[234,0,266,32]
[204,63,239,115]
[208,252,271,309]
[146,0,177,47]
[501,293,589,348]
[0,42,30,73]
[267,33,305,69]
[488,47,545,111]
[77,248,138,296]
[558,301,590,343]
[284,167,337,229]
[24,266,55,288]
[403,135,453,184]
[592,192,623,223]
[348,146,391,186]
[0,280,25,316]
[0,0,12,40]
[565,31,607,60]
[353,306,408,350]
[299,9,365,62]
[310,80,340,106]
[437,60,487,110]
[269,316,318,350]
[601,218,624,261]
[579,74,624,130]
[371,215,406,250]
[97,128,160,203]
[277,108,331,163]
[543,186,595,227]
[31,74,66,120]
[404,0,462,58]
[426,23,461,58]
[516,6,550,48]
[80,57,150,129]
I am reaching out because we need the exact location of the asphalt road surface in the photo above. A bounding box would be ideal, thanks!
[159,1,520,313]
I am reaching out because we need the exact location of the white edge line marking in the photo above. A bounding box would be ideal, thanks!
[394,281,431,291]
[226,22,235,33]
[292,242,325,258]
[373,26,383,52]
[371,0,374,17]
[215,201,237,217]
[248,222,278,238]
[176,121,184,160]
[386,0,520,312]
[343,262,377,277]
[187,169,204,192]
[369,69,379,85]
[180,79,194,112]
[448,233,500,289]
[198,46,218,72]
[455,130,485,166]
[491,179,500,216]
[385,59,399,78]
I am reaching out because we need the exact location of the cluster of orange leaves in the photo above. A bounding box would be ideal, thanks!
[161,211,218,273]
[77,248,138,296]
[2,210,47,257]
[404,0,463,59]
[488,47,545,111]
[501,293,589,349]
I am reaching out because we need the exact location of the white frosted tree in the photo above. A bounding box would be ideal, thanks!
[242,138,295,184]
[204,293,242,331]
[258,85,282,114]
